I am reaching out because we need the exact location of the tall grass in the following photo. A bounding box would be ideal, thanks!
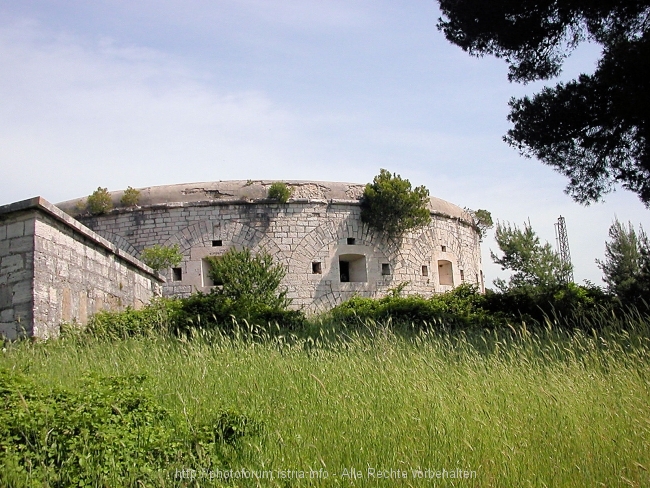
[1,312,649,487]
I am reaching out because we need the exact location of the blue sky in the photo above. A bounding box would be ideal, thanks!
[1,0,648,286]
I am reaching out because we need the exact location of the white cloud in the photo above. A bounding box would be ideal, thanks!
[0,21,312,203]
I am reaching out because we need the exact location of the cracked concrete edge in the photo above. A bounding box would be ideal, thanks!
[55,180,475,225]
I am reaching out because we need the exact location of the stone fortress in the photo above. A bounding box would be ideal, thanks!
[1,180,484,339]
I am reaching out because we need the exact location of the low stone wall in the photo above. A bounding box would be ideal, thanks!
[0,197,164,340]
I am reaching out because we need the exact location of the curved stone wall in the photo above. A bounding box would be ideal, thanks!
[58,181,484,313]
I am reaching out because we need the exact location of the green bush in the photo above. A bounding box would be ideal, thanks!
[329,283,616,331]
[140,244,183,272]
[207,248,289,310]
[482,282,615,327]
[176,293,305,333]
[86,187,113,215]
[267,182,292,203]
[0,370,263,487]
[120,186,141,207]
[331,284,501,329]
[175,248,304,332]
[79,298,182,339]
[360,169,431,238]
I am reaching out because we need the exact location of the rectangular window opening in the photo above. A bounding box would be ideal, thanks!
[441,245,447,252]
[438,260,453,286]
[381,263,390,275]
[422,265,429,277]
[347,238,356,245]
[460,269,465,282]
[172,267,182,282]
[201,259,215,287]
[212,240,223,247]
[339,261,350,282]
[312,262,322,274]
[339,254,367,282]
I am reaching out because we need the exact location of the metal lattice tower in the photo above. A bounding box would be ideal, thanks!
[554,216,574,284]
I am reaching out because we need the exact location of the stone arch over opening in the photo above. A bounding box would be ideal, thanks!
[162,219,285,265]
[393,227,437,290]
[288,216,398,275]
[430,218,480,286]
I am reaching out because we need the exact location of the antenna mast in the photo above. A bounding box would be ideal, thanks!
[554,216,574,284]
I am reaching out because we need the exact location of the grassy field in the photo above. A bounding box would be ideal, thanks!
[1,318,650,487]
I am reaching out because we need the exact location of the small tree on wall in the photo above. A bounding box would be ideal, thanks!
[267,182,292,203]
[140,244,183,272]
[86,187,113,215]
[467,208,494,241]
[120,186,141,207]
[360,169,431,238]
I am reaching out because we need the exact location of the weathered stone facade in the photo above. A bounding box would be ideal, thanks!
[59,181,484,314]
[0,197,163,339]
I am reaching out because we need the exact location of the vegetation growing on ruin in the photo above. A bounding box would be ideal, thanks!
[120,186,141,207]
[86,187,113,215]
[176,248,303,332]
[360,169,431,238]
[140,244,183,272]
[267,182,292,203]
[468,208,494,240]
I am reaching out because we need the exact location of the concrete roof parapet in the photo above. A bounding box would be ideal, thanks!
[54,180,475,226]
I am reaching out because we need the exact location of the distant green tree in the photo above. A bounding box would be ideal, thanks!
[491,221,572,292]
[86,187,113,215]
[140,244,183,272]
[206,248,289,310]
[120,186,141,207]
[267,182,292,203]
[360,169,431,238]
[597,219,650,307]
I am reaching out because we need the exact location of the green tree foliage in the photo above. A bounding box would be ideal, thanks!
[120,186,141,207]
[491,221,573,292]
[267,182,292,203]
[86,187,113,215]
[360,169,431,238]
[597,219,650,308]
[468,208,494,240]
[140,244,183,272]
[437,1,650,206]
[175,248,303,331]
[330,282,610,330]
[206,248,289,311]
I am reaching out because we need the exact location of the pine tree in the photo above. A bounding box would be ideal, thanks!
[491,221,572,292]
[597,219,650,307]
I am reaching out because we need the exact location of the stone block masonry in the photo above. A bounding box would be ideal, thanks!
[59,181,484,314]
[0,197,164,340]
